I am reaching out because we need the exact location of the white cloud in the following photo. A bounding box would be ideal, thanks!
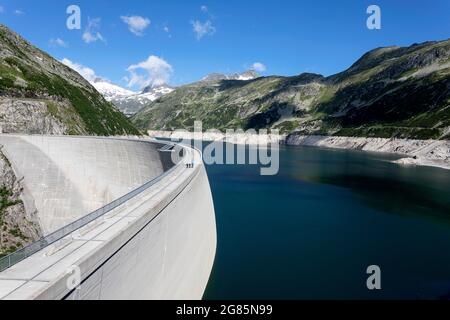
[61,58,98,82]
[50,38,68,48]
[191,20,215,40]
[251,62,267,72]
[14,9,24,15]
[201,5,208,13]
[121,15,151,36]
[126,55,173,89]
[163,26,172,38]
[82,18,106,44]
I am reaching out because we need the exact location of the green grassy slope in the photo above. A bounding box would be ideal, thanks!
[133,39,450,140]
[0,24,140,136]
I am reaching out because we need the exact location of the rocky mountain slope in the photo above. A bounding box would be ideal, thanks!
[0,24,139,135]
[0,149,41,258]
[92,79,174,116]
[133,40,450,140]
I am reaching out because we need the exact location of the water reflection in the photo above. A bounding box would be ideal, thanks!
[283,145,450,223]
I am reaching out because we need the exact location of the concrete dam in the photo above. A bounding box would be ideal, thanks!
[0,135,217,300]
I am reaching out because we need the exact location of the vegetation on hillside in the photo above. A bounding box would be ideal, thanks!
[0,25,140,136]
[133,40,450,140]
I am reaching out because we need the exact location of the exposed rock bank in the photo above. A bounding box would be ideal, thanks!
[147,130,285,145]
[286,134,450,170]
[148,130,450,170]
[0,98,77,134]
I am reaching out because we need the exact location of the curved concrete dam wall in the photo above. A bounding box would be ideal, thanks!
[0,136,216,300]
[0,135,164,234]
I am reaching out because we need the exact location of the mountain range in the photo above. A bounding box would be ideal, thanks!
[1,23,449,141]
[132,40,450,140]
[0,24,139,136]
[92,79,174,116]
[92,70,260,116]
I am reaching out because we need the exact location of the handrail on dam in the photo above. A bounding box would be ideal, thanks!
[0,139,189,273]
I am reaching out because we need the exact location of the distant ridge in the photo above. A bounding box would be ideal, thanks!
[133,39,450,140]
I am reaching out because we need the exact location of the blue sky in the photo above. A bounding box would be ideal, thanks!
[0,0,449,91]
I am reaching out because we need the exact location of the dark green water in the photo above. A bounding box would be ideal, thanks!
[202,144,450,299]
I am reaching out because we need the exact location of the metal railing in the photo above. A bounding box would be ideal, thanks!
[0,139,187,273]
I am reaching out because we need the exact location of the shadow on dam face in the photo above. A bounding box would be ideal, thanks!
[0,135,217,300]
[154,142,180,172]
[0,135,171,234]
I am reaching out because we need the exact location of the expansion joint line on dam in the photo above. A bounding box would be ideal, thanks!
[0,138,189,273]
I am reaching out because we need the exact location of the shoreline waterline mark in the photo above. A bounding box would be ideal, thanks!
[168,121,281,176]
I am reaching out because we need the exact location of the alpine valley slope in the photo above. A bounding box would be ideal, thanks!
[0,24,139,136]
[133,39,450,140]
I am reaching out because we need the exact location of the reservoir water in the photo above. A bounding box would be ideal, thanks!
[202,144,450,299]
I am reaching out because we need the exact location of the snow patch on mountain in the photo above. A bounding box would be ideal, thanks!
[92,78,135,99]
[92,79,174,116]
[92,70,258,116]
[201,70,259,82]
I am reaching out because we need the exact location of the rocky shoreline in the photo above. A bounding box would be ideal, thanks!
[148,130,450,170]
[147,130,285,145]
[285,134,450,170]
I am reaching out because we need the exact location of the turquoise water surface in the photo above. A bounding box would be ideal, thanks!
[202,144,450,299]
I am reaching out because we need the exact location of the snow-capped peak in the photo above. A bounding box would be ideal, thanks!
[201,70,259,82]
[92,78,136,99]
[140,84,175,100]
[92,79,174,116]
[235,70,259,81]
